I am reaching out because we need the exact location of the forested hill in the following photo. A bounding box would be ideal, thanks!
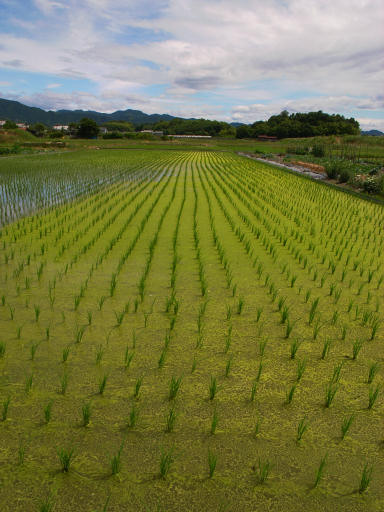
[0,98,175,126]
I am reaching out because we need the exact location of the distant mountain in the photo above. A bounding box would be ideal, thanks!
[361,129,384,136]
[0,98,177,126]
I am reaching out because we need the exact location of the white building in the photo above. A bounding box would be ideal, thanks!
[52,125,69,131]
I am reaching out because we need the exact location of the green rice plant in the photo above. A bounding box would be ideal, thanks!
[368,385,380,409]
[286,384,296,404]
[87,310,93,325]
[225,357,232,377]
[370,319,380,340]
[226,305,232,320]
[165,406,177,433]
[278,295,286,311]
[259,338,267,357]
[341,325,347,340]
[290,338,301,360]
[341,414,354,440]
[62,346,70,363]
[256,307,263,322]
[209,376,218,400]
[43,400,53,424]
[57,447,75,472]
[38,496,55,512]
[134,376,143,399]
[158,347,167,369]
[232,284,237,297]
[8,304,14,320]
[60,372,69,395]
[313,454,327,488]
[75,325,86,344]
[98,295,106,311]
[285,318,296,339]
[169,376,182,400]
[34,304,40,322]
[2,396,10,421]
[359,463,373,494]
[256,458,272,484]
[256,361,263,382]
[109,273,117,297]
[124,347,134,369]
[96,345,104,365]
[304,290,311,303]
[352,339,364,360]
[237,297,244,314]
[309,297,319,325]
[127,404,139,428]
[321,338,332,360]
[325,382,338,408]
[312,317,323,340]
[25,374,33,394]
[45,327,50,341]
[331,361,344,384]
[98,374,108,395]
[111,440,124,475]
[82,402,92,427]
[290,275,297,288]
[0,341,5,358]
[280,305,289,324]
[208,450,217,478]
[367,362,379,384]
[210,408,219,435]
[191,356,197,373]
[297,416,309,442]
[250,381,257,402]
[159,448,174,479]
[30,342,39,361]
[254,417,261,438]
[331,310,339,325]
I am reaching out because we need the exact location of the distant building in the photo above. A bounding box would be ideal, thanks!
[99,127,108,134]
[170,134,212,139]
[16,123,28,130]
[140,130,164,135]
[53,125,69,131]
[257,135,278,141]
[0,120,6,127]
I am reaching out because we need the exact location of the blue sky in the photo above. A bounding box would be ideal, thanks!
[0,0,383,130]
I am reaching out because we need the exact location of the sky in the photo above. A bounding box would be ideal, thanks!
[0,0,383,129]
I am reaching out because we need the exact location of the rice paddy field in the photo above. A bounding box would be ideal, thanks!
[0,149,383,511]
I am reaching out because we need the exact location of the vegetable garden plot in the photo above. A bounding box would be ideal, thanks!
[0,149,383,511]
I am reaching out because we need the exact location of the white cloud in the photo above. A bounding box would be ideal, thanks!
[46,83,61,89]
[0,0,382,128]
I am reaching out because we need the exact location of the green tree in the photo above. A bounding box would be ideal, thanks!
[3,120,17,129]
[77,118,99,138]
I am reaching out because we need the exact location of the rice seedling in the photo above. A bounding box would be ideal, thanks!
[25,374,33,394]
[43,399,53,424]
[62,346,70,363]
[296,416,309,442]
[82,402,92,427]
[165,406,177,433]
[367,362,379,384]
[191,356,197,373]
[331,361,344,384]
[0,341,5,358]
[321,338,332,360]
[38,496,55,512]
[254,417,262,438]
[158,347,167,369]
[134,376,143,399]
[169,376,182,400]
[259,338,267,357]
[57,447,75,472]
[256,307,263,322]
[127,404,139,428]
[210,408,219,435]
[111,440,124,475]
[256,458,272,484]
[30,342,39,361]
[256,361,264,382]
[2,396,10,421]
[352,339,364,360]
[60,372,69,395]
[98,374,108,395]
[18,440,26,465]
[96,344,104,365]
[237,296,244,314]
[313,454,327,488]
[225,357,232,377]
[124,347,134,370]
[290,338,301,360]
[209,376,218,400]
[159,448,174,479]
[367,385,380,409]
[341,414,354,440]
[359,463,373,494]
[286,384,296,404]
[208,450,217,478]
[325,383,338,408]
[309,298,319,325]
